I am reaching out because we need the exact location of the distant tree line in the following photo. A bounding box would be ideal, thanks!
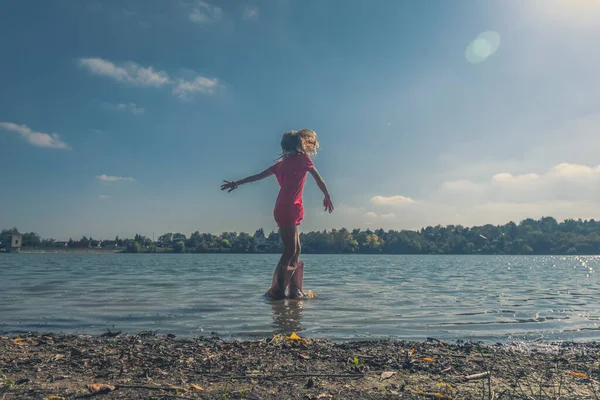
[3,217,600,255]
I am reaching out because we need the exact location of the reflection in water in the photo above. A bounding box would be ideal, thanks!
[271,299,304,334]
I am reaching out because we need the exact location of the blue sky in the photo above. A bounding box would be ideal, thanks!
[1,0,600,240]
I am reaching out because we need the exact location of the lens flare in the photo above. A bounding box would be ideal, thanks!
[465,31,501,64]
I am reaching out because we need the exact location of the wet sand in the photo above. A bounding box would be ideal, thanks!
[1,331,599,399]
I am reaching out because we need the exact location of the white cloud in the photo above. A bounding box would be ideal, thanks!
[492,172,540,184]
[370,195,416,206]
[0,122,70,149]
[189,1,222,23]
[551,163,600,179]
[444,163,600,193]
[78,58,170,87]
[78,58,221,99]
[109,102,145,115]
[243,6,259,20]
[96,175,135,182]
[173,76,219,98]
[331,162,600,231]
[433,162,600,220]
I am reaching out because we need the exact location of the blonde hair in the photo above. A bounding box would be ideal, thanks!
[278,129,319,160]
[296,129,319,155]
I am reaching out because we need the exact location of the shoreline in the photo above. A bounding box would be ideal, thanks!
[13,249,600,256]
[16,249,122,254]
[1,332,598,399]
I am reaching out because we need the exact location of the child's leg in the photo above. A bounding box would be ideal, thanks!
[288,230,304,298]
[264,226,297,299]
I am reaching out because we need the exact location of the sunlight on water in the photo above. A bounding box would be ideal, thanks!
[1,254,599,343]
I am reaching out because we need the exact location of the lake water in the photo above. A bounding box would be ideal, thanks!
[0,254,599,343]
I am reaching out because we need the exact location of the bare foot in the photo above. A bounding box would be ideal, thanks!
[287,287,305,299]
[264,288,285,300]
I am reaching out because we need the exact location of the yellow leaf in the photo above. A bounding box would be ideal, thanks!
[12,338,33,346]
[47,397,66,400]
[421,357,434,362]
[567,371,588,378]
[408,348,416,355]
[87,384,116,393]
[190,384,205,391]
[289,332,301,340]
[410,390,451,399]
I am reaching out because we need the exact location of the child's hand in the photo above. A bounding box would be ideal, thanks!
[221,180,238,193]
[323,197,334,213]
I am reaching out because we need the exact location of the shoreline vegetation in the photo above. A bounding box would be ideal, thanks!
[1,331,599,399]
[3,217,600,255]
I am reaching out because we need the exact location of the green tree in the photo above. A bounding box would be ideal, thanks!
[173,241,185,253]
[173,233,187,243]
[126,242,141,253]
[158,233,173,246]
[22,232,41,247]
[186,231,202,249]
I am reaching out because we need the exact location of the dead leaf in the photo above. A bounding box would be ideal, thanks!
[86,383,116,393]
[408,348,416,355]
[190,383,204,391]
[421,357,434,362]
[299,354,311,360]
[380,371,396,380]
[167,384,186,391]
[465,371,490,380]
[53,354,65,361]
[12,337,35,346]
[46,397,66,400]
[289,332,302,340]
[317,394,332,399]
[567,371,588,379]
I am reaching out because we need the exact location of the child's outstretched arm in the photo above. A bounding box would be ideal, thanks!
[309,167,334,213]
[221,167,274,192]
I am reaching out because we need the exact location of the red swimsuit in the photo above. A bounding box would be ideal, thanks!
[269,153,314,227]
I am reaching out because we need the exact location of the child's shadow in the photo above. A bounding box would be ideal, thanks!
[270,299,304,335]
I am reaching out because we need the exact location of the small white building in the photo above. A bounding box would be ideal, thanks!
[1,229,22,253]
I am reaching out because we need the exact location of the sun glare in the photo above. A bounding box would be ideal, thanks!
[531,0,600,25]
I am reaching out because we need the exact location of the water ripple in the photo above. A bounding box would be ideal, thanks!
[1,254,600,343]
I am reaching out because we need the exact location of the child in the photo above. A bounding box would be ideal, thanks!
[221,129,334,300]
